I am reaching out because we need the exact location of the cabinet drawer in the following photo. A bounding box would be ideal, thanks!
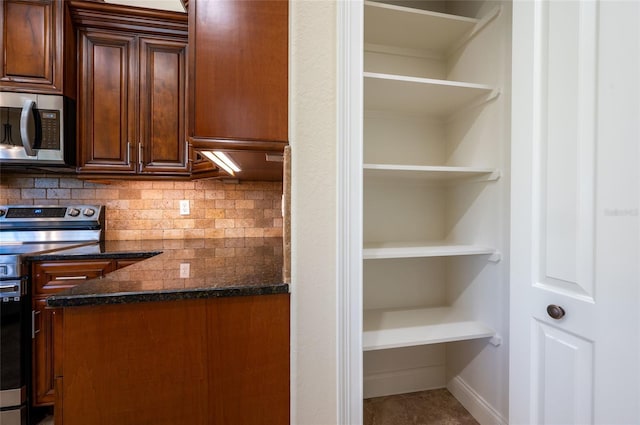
[32,260,114,295]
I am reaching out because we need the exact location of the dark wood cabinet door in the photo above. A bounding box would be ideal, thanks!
[30,257,141,408]
[32,297,59,406]
[76,30,137,173]
[31,259,114,406]
[207,294,290,424]
[188,0,288,150]
[0,0,63,93]
[139,37,188,174]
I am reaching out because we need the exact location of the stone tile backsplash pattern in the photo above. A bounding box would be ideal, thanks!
[0,175,283,240]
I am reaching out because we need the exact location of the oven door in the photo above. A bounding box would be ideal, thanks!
[0,280,27,425]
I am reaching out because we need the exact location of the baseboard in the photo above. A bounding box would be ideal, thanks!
[363,365,445,399]
[447,376,507,425]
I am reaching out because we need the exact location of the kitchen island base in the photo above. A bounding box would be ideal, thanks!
[53,294,289,425]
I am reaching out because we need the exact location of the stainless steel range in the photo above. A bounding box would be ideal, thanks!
[0,205,105,425]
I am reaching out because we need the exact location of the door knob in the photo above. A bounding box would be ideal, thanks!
[546,304,566,320]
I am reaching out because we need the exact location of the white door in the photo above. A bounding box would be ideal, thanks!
[510,1,639,424]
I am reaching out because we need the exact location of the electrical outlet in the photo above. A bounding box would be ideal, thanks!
[179,200,190,215]
[179,263,190,278]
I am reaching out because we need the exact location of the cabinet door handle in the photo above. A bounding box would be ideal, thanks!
[127,141,131,164]
[54,276,87,281]
[547,304,566,320]
[32,310,41,339]
[139,142,144,169]
[186,142,190,171]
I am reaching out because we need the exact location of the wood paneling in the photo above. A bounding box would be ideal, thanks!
[139,37,188,174]
[1,0,65,93]
[33,298,56,406]
[61,300,210,424]
[57,294,290,425]
[207,294,290,424]
[76,30,136,173]
[188,0,289,148]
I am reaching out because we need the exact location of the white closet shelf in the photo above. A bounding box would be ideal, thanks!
[363,164,500,181]
[363,241,496,260]
[364,72,495,116]
[364,1,478,53]
[363,306,495,351]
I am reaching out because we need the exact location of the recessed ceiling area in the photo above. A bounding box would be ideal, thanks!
[104,0,185,13]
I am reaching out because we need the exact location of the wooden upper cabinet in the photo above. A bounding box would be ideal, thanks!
[188,0,289,151]
[70,1,188,176]
[76,29,137,173]
[0,0,74,95]
[1,0,60,91]
[139,37,187,174]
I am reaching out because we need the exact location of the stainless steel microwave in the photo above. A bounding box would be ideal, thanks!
[0,92,75,166]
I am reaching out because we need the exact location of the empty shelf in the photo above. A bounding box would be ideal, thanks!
[364,72,494,116]
[363,306,495,351]
[364,1,478,53]
[363,242,496,260]
[363,164,500,181]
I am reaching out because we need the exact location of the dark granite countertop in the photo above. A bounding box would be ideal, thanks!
[33,238,287,308]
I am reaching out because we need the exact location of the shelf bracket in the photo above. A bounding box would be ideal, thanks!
[489,334,502,347]
[488,251,502,263]
[448,5,503,56]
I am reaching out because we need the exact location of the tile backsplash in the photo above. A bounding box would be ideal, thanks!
[0,174,283,240]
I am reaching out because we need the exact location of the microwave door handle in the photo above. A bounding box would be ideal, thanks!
[20,99,37,156]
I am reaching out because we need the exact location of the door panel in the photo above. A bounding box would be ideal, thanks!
[139,37,188,174]
[33,298,57,406]
[511,1,639,424]
[77,30,136,172]
[540,0,597,298]
[532,320,594,425]
[1,0,63,92]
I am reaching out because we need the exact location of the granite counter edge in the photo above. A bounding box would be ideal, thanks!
[46,283,290,308]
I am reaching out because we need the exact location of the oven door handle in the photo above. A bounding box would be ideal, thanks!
[0,280,21,298]
[20,98,37,156]
[0,284,19,292]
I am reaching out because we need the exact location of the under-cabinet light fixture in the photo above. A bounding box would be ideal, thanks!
[200,151,241,176]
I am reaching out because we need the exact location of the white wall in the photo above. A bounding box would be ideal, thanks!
[290,0,339,424]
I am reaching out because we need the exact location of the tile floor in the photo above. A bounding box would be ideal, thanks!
[364,388,479,425]
[39,389,476,425]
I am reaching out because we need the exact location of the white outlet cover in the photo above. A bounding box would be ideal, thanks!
[179,200,190,215]
[179,263,190,278]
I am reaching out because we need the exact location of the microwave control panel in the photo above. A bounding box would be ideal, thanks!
[38,109,61,150]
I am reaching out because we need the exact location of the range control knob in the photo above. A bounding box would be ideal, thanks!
[68,208,81,217]
[83,208,96,217]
